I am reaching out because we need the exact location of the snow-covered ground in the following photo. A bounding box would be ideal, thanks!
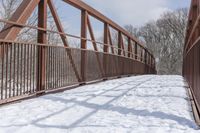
[0,75,199,133]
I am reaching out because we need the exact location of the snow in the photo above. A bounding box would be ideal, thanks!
[0,75,199,133]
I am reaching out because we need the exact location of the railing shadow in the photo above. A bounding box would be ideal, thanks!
[0,76,197,130]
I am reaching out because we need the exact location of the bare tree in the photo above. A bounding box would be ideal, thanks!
[0,0,65,90]
[125,8,188,75]
[0,0,64,44]
[125,25,140,38]
[0,0,22,19]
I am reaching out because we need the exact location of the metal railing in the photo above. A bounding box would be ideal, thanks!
[0,0,156,104]
[183,0,200,116]
[0,40,156,104]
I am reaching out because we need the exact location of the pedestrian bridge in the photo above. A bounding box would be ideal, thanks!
[0,0,200,127]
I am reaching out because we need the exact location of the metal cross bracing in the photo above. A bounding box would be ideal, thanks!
[0,0,156,105]
[183,0,200,121]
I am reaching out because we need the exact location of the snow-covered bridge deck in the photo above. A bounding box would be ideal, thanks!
[0,75,198,133]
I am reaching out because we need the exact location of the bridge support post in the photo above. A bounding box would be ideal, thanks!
[141,49,143,62]
[135,43,138,60]
[127,38,132,75]
[118,32,122,56]
[81,10,87,83]
[128,38,131,58]
[117,32,122,76]
[103,23,109,79]
[36,0,47,93]
[144,50,147,74]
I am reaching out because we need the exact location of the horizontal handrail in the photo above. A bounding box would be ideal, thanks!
[0,19,155,61]
[0,40,155,67]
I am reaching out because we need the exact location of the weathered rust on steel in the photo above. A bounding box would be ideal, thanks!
[103,23,109,53]
[135,43,138,60]
[183,0,200,120]
[37,0,47,92]
[0,0,156,105]
[118,31,122,56]
[103,23,109,77]
[81,10,88,82]
[128,38,132,58]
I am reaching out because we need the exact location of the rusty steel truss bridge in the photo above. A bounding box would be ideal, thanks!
[0,0,199,121]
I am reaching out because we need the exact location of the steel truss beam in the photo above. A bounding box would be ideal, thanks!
[0,0,156,91]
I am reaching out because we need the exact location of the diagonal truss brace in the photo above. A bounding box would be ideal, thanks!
[87,15,104,77]
[0,0,82,82]
[48,0,82,82]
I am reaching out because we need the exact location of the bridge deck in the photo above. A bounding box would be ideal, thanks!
[0,75,198,132]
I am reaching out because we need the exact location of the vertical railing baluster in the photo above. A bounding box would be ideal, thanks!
[24,44,26,94]
[5,43,8,99]
[103,23,108,79]
[30,45,32,93]
[1,43,4,99]
[53,47,56,89]
[27,44,30,93]
[33,45,35,92]
[50,47,52,89]
[9,44,12,98]
[20,43,23,95]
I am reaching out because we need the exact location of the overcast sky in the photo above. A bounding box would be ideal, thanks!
[83,0,190,27]
[56,0,191,36]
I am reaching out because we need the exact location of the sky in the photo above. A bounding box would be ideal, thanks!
[83,0,190,27]
[54,0,191,38]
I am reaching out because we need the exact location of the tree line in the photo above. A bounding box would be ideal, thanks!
[124,8,188,75]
